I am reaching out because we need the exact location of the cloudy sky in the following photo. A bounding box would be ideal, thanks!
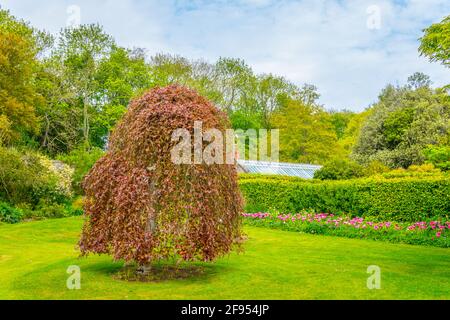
[0,0,449,111]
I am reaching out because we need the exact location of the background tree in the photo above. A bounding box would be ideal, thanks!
[272,99,344,164]
[38,36,152,153]
[419,15,450,68]
[329,110,355,140]
[150,54,223,107]
[339,109,372,155]
[0,10,45,143]
[53,24,115,147]
[407,72,432,89]
[423,145,450,171]
[213,57,255,114]
[254,74,298,128]
[89,47,152,147]
[352,76,450,168]
[150,53,193,87]
[35,55,82,154]
[298,83,321,106]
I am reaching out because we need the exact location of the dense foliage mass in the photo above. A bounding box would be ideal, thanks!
[419,15,450,68]
[0,7,448,226]
[352,81,450,168]
[1,9,448,169]
[0,146,73,206]
[239,174,449,222]
[79,85,243,264]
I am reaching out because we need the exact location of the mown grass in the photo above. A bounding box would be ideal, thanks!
[0,217,449,299]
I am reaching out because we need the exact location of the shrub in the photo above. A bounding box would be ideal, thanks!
[38,157,74,198]
[71,196,84,211]
[314,159,364,180]
[57,146,104,194]
[80,85,243,266]
[31,202,83,219]
[380,163,444,179]
[238,173,306,182]
[362,160,390,176]
[34,203,68,219]
[239,176,450,222]
[0,147,72,206]
[423,145,450,171]
[0,202,23,223]
[16,200,83,221]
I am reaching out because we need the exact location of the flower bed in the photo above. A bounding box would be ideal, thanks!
[242,212,450,247]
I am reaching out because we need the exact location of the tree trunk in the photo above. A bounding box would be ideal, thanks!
[83,96,90,146]
[136,264,152,275]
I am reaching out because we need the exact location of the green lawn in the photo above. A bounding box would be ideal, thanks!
[0,217,449,299]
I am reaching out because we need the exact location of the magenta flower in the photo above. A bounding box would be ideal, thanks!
[242,211,448,241]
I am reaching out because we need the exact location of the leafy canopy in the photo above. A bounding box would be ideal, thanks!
[80,85,243,264]
[352,76,450,168]
[419,15,450,67]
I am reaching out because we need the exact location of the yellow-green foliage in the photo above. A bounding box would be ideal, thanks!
[0,115,12,146]
[37,156,74,198]
[57,147,104,193]
[0,146,73,206]
[271,100,346,164]
[379,163,444,179]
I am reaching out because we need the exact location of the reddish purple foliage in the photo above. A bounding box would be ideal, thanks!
[79,85,243,264]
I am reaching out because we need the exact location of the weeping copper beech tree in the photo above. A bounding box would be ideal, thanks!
[79,85,243,267]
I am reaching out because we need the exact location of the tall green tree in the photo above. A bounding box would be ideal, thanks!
[150,53,222,106]
[90,47,153,147]
[213,57,255,114]
[298,84,321,106]
[272,99,344,164]
[0,10,46,145]
[419,15,450,68]
[150,53,192,86]
[254,74,299,128]
[53,24,115,147]
[329,110,355,140]
[352,77,450,168]
[339,109,372,155]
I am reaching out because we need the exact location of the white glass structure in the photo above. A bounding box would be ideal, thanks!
[237,160,322,179]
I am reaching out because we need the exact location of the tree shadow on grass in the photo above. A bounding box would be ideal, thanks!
[8,256,232,299]
[112,261,225,283]
[74,257,229,283]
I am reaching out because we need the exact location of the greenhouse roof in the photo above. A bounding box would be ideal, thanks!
[237,160,322,179]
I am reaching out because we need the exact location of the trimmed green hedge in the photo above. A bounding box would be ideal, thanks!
[238,173,307,182]
[239,176,450,222]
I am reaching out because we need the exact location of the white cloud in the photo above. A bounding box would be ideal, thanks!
[0,0,449,111]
